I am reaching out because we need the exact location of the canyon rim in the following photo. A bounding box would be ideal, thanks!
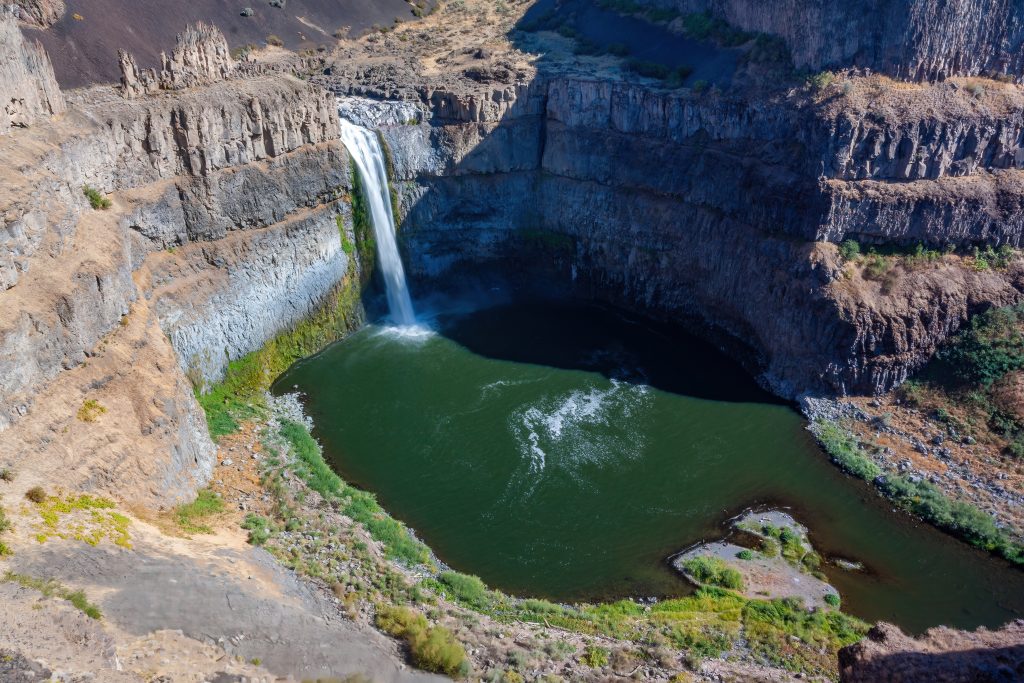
[2,0,1024,681]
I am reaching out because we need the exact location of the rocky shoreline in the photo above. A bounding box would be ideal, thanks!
[802,395,1024,548]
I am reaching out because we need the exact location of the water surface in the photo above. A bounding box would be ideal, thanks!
[275,300,1024,633]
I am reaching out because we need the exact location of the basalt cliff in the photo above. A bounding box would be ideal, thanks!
[1,13,355,505]
[2,0,1024,680]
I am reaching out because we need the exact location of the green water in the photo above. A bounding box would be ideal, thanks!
[275,300,1024,633]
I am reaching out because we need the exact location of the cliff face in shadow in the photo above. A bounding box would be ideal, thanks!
[346,69,1024,398]
[839,620,1024,682]
[633,0,1024,81]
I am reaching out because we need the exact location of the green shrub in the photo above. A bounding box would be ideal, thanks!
[25,486,46,504]
[626,59,670,79]
[823,593,840,608]
[682,556,744,590]
[83,185,111,210]
[863,252,891,280]
[736,549,754,560]
[808,70,835,91]
[839,239,860,261]
[375,605,468,678]
[936,304,1024,388]
[411,626,469,677]
[581,645,609,668]
[760,537,779,557]
[242,513,272,545]
[813,420,882,481]
[681,11,751,46]
[438,571,490,608]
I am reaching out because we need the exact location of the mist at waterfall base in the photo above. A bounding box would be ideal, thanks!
[338,118,417,327]
[275,296,1024,634]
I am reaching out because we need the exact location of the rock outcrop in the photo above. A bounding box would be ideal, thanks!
[839,620,1024,682]
[10,0,64,27]
[640,0,1024,81]
[0,21,351,506]
[354,73,1024,397]
[0,8,64,133]
[119,22,235,99]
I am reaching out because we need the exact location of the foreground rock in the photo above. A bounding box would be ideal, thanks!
[839,620,1024,682]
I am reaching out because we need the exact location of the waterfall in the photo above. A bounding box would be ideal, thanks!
[338,118,416,326]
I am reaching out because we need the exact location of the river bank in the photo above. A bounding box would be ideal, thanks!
[205,387,869,681]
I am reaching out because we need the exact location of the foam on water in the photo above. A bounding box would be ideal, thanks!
[373,324,436,343]
[507,378,652,491]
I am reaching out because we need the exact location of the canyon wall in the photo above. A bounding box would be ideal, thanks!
[0,6,64,134]
[367,74,1024,397]
[640,0,1024,80]
[0,18,355,505]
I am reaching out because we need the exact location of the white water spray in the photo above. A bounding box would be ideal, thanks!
[338,118,416,326]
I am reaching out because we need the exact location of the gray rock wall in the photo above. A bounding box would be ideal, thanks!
[366,77,1024,397]
[151,205,354,386]
[0,10,64,134]
[640,0,1024,80]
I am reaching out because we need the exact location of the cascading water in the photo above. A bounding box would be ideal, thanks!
[338,117,416,326]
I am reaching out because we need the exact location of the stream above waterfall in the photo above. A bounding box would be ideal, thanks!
[273,298,1024,634]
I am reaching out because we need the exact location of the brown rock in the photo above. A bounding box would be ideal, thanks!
[839,620,1024,682]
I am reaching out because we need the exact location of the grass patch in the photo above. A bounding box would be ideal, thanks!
[736,549,754,560]
[376,605,469,678]
[31,492,131,548]
[277,418,430,566]
[813,419,1024,566]
[82,185,111,210]
[681,556,744,590]
[438,571,489,606]
[76,399,106,423]
[743,597,863,673]
[812,420,882,481]
[174,489,224,534]
[3,571,102,619]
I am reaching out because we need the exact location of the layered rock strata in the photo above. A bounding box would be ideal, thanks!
[0,19,353,505]
[353,73,1024,396]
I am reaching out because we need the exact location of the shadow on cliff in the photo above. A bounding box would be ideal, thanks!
[838,641,1024,683]
[380,1,786,405]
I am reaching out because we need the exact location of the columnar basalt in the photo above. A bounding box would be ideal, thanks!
[357,73,1024,397]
